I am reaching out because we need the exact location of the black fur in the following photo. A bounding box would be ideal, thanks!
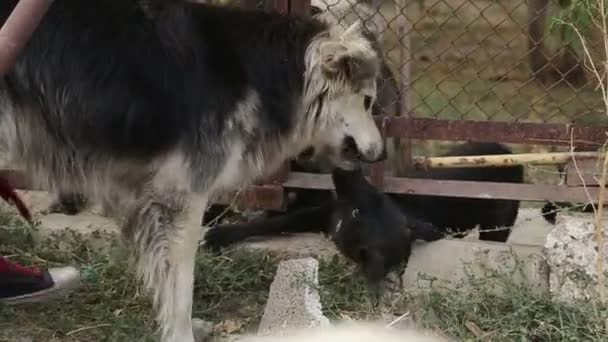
[1,0,325,163]
[393,142,524,242]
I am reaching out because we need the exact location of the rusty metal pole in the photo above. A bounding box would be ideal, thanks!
[0,0,53,76]
[394,0,413,175]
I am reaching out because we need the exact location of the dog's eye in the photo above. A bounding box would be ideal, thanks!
[352,208,360,218]
[364,96,372,111]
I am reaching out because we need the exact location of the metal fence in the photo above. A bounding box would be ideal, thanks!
[312,0,604,125]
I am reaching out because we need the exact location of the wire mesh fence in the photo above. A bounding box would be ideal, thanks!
[307,0,605,127]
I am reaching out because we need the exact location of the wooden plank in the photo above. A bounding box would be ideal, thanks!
[380,117,608,148]
[0,0,54,75]
[284,172,603,203]
[566,159,602,187]
[212,184,285,211]
[413,151,602,169]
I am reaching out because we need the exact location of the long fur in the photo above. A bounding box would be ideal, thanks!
[49,0,401,219]
[0,1,384,341]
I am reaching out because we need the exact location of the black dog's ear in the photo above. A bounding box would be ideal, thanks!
[409,219,444,242]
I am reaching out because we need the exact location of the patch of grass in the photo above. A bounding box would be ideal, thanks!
[0,209,280,341]
[0,208,372,341]
[1,207,607,341]
[408,271,608,341]
[318,256,375,320]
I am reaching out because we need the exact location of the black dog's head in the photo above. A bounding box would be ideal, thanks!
[328,167,415,296]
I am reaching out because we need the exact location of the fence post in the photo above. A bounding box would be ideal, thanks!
[394,0,413,175]
[0,0,53,76]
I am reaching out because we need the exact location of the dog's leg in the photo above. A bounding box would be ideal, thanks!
[44,191,88,215]
[203,203,335,251]
[124,189,208,342]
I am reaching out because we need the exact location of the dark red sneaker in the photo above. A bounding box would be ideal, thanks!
[0,257,80,305]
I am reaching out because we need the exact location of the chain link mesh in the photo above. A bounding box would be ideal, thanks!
[239,0,605,127]
[349,0,605,125]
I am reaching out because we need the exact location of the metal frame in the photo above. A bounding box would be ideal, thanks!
[0,0,606,212]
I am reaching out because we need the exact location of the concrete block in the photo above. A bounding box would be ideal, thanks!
[544,214,608,303]
[402,239,549,295]
[257,258,330,336]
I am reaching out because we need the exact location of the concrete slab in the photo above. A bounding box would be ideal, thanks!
[257,258,330,336]
[509,208,554,246]
[225,233,339,260]
[545,213,608,303]
[402,239,549,295]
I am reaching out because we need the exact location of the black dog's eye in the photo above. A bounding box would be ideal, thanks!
[364,96,372,111]
[352,208,360,218]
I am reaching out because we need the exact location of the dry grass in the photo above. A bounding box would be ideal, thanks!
[0,207,607,341]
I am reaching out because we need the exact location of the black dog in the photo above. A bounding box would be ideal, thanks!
[204,166,439,295]
[392,142,524,243]
[204,142,524,290]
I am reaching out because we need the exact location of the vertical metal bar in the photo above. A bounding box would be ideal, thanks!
[0,0,54,76]
[394,0,413,174]
[369,117,388,189]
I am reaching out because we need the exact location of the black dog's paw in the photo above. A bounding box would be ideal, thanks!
[44,194,88,216]
[202,226,234,253]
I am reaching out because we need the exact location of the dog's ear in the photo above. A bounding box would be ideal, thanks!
[320,25,379,83]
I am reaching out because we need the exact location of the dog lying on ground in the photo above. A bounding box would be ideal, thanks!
[204,142,524,294]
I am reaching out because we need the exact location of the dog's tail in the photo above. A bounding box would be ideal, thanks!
[0,175,31,223]
[409,216,444,242]
[203,203,334,251]
[541,201,559,225]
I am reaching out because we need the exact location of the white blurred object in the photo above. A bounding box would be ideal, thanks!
[238,321,451,342]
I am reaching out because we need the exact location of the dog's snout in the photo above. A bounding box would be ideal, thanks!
[341,136,385,163]
[360,143,386,163]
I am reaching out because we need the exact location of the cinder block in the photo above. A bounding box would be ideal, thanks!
[545,214,608,303]
[257,258,330,336]
[402,239,549,294]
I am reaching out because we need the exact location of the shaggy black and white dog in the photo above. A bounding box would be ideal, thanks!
[46,0,402,217]
[0,1,385,341]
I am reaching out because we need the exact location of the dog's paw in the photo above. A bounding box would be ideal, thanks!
[43,194,88,216]
[202,227,231,253]
[192,318,214,342]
